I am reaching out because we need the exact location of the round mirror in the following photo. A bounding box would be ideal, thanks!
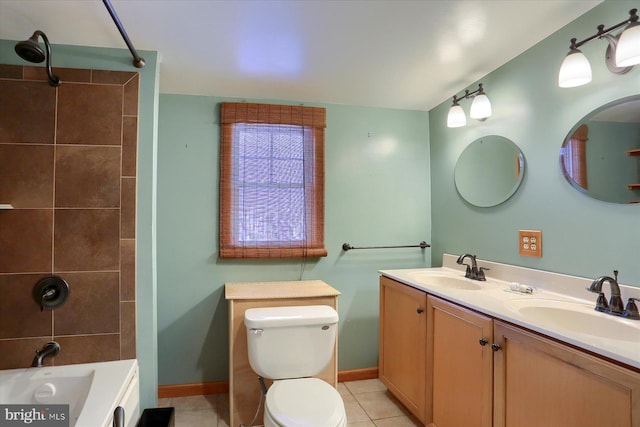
[560,95,640,204]
[454,135,525,207]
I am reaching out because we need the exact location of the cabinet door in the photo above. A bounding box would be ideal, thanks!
[426,296,493,427]
[379,276,427,422]
[494,320,640,427]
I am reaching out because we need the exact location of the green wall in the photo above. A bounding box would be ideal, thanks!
[0,41,160,410]
[156,96,430,384]
[429,0,640,287]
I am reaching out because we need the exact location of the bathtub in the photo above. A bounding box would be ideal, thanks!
[0,359,139,427]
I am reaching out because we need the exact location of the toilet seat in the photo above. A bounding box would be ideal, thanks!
[265,378,346,427]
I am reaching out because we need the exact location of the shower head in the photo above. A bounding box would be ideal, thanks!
[14,31,61,87]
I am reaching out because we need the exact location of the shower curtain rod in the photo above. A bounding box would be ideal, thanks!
[102,0,145,68]
[342,241,430,251]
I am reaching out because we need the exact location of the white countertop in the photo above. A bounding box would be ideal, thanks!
[380,255,640,370]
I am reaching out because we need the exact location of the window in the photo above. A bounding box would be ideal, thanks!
[219,102,327,258]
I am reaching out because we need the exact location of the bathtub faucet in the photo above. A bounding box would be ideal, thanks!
[31,341,60,367]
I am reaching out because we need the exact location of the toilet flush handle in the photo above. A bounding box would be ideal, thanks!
[249,328,263,336]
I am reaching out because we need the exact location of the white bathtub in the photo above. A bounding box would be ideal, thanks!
[0,359,140,427]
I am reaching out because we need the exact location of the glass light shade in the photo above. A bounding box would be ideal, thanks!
[469,93,492,119]
[558,49,592,88]
[615,22,640,67]
[447,104,466,128]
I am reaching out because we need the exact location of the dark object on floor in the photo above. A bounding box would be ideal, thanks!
[136,407,175,427]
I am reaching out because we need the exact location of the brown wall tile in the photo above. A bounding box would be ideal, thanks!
[54,209,120,271]
[92,70,137,85]
[0,274,53,338]
[121,178,136,239]
[0,64,23,79]
[0,209,53,273]
[121,301,136,359]
[55,145,121,208]
[0,144,54,208]
[0,80,56,144]
[54,272,119,335]
[121,239,136,301]
[0,338,53,369]
[54,334,120,364]
[1,66,137,367]
[122,116,138,177]
[57,83,123,146]
[123,74,139,116]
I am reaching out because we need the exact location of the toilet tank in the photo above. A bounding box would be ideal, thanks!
[244,305,338,380]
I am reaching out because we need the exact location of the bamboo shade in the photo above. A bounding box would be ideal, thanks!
[219,102,327,259]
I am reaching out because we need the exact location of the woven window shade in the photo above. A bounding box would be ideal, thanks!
[219,102,327,259]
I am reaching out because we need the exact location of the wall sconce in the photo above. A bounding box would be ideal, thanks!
[558,8,640,88]
[446,83,492,128]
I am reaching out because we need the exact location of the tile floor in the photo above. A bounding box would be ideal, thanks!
[158,378,423,427]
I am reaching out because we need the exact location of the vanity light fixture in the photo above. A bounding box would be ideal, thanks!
[446,83,492,128]
[558,8,640,88]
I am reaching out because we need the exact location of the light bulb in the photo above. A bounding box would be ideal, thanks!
[447,104,466,128]
[615,22,640,67]
[470,93,492,119]
[558,49,592,88]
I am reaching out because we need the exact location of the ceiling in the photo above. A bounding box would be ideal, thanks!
[0,0,602,111]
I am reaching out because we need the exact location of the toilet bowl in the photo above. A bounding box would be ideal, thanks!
[244,305,347,427]
[264,378,346,427]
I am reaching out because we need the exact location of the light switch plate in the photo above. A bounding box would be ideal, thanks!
[519,230,542,257]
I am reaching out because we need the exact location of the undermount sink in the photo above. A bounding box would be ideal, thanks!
[407,272,483,290]
[504,298,640,342]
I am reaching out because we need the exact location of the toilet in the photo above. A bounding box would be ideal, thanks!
[244,305,347,427]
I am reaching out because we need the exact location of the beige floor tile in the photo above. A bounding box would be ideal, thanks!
[174,408,217,427]
[354,390,407,420]
[343,394,370,423]
[157,397,172,408]
[344,378,387,395]
[373,415,423,427]
[348,421,376,427]
[338,382,352,397]
[171,394,217,411]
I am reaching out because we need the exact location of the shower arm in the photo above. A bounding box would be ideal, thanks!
[102,0,146,68]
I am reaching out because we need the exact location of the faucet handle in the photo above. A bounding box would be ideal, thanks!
[595,292,609,312]
[463,264,472,278]
[477,267,490,281]
[623,298,640,320]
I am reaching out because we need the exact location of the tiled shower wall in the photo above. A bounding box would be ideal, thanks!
[0,65,138,369]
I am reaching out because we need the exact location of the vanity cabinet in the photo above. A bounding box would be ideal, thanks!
[426,296,492,427]
[379,276,427,423]
[493,321,640,427]
[379,277,640,427]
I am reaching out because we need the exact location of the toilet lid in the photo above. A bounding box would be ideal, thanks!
[266,378,346,427]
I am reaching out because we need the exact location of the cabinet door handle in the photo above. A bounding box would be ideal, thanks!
[491,343,502,351]
[479,338,488,346]
[417,308,424,314]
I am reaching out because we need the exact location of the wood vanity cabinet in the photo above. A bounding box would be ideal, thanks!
[379,277,640,427]
[426,296,493,427]
[493,320,640,427]
[379,276,427,423]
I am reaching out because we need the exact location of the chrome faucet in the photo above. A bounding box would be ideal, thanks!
[31,341,60,367]
[587,270,639,320]
[456,253,488,281]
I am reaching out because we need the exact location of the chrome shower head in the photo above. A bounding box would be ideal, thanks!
[14,31,61,87]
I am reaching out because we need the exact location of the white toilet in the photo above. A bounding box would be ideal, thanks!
[244,305,347,427]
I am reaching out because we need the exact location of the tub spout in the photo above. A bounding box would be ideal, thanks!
[31,341,60,367]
